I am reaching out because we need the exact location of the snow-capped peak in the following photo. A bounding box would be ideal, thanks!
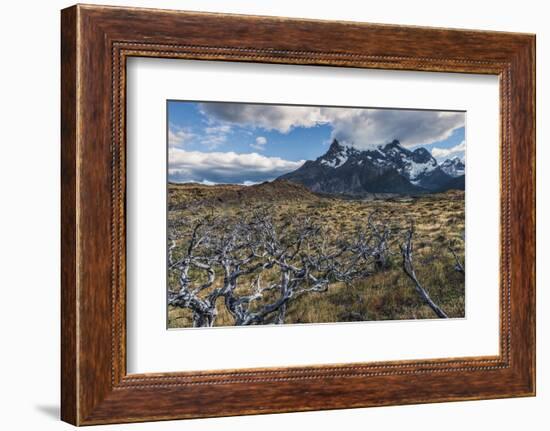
[440,157,465,177]
[279,139,466,194]
[375,140,437,182]
[314,139,464,188]
[318,139,357,168]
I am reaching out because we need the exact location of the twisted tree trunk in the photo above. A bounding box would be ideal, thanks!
[401,226,448,319]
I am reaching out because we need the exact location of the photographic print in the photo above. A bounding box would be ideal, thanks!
[167,101,466,328]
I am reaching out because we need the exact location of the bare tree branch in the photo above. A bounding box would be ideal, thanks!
[448,241,465,275]
[168,209,386,326]
[401,224,449,319]
[169,209,461,326]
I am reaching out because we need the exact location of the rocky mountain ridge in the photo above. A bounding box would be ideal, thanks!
[278,139,465,195]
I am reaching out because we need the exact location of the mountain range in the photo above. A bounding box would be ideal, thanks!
[278,139,465,196]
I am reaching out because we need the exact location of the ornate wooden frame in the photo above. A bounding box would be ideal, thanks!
[61,4,536,425]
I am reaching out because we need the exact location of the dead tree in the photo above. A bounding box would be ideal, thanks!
[168,210,381,327]
[401,224,449,318]
[448,240,465,275]
[220,213,377,325]
[366,211,393,270]
[167,218,224,327]
[169,209,459,326]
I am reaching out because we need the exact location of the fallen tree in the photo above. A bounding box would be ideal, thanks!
[400,224,449,318]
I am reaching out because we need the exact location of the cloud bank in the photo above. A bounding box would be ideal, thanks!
[431,140,466,161]
[200,103,323,134]
[168,148,304,184]
[199,103,465,149]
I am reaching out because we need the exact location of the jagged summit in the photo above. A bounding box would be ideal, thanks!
[382,139,402,150]
[278,139,465,196]
[441,157,465,177]
[318,139,358,168]
[411,147,433,163]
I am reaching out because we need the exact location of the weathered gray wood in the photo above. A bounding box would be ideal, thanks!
[401,226,449,318]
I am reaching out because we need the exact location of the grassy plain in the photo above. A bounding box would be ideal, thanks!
[167,181,465,327]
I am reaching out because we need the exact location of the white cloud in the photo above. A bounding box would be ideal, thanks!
[200,103,324,134]
[168,125,193,147]
[205,124,232,135]
[326,109,465,150]
[199,123,233,150]
[168,148,304,184]
[197,179,218,186]
[170,121,233,150]
[199,103,465,150]
[200,133,227,149]
[250,136,267,151]
[431,140,466,161]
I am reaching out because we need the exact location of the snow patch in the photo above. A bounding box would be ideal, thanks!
[320,151,349,168]
[441,158,466,177]
[405,159,437,180]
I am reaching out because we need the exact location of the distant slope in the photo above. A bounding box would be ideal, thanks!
[169,179,322,210]
[441,175,465,191]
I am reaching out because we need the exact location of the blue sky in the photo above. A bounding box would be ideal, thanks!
[168,101,465,184]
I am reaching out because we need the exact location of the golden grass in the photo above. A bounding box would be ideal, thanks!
[167,185,465,327]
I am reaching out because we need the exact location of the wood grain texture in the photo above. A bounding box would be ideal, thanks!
[60,5,78,425]
[60,4,536,425]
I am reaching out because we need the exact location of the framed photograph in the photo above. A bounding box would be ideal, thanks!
[165,100,466,328]
[61,4,535,425]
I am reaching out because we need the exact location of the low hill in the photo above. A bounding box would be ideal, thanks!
[168,179,322,210]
